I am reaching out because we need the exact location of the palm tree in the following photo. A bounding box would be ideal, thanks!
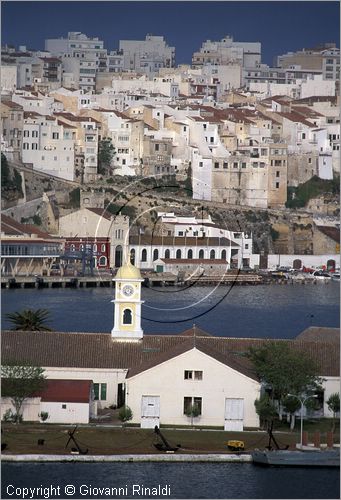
[6,309,52,331]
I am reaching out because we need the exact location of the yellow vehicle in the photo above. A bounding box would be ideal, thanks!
[225,440,245,451]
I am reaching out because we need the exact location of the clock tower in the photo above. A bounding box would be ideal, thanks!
[111,259,144,342]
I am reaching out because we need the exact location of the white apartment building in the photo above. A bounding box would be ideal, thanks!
[21,114,75,180]
[250,74,336,99]
[118,35,175,77]
[192,35,261,69]
[45,31,107,70]
[1,65,17,92]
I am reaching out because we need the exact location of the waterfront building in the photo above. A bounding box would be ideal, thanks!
[64,237,111,270]
[1,215,64,277]
[58,208,129,268]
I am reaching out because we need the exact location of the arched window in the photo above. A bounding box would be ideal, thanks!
[187,249,193,259]
[79,244,84,251]
[123,308,132,325]
[199,249,204,259]
[210,249,215,259]
[130,248,135,265]
[93,244,97,252]
[99,256,107,266]
[101,244,106,252]
[70,244,75,252]
[176,249,181,259]
[221,249,227,260]
[141,249,147,262]
[115,245,123,267]
[153,249,159,261]
[165,249,170,259]
[293,259,302,270]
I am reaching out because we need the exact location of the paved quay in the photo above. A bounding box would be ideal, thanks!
[2,453,252,463]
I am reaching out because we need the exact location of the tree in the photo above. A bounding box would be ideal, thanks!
[254,393,278,430]
[1,362,46,423]
[98,137,116,175]
[185,403,201,427]
[248,342,321,422]
[327,393,340,432]
[6,309,52,331]
[282,395,301,430]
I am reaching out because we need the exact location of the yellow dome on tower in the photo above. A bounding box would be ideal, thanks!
[115,260,142,279]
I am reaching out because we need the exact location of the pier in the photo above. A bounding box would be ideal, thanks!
[1,276,115,289]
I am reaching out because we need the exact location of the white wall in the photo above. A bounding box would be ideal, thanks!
[1,397,41,422]
[126,347,260,428]
[267,254,340,270]
[40,401,90,424]
[323,377,340,418]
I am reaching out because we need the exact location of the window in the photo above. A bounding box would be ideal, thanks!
[23,143,29,149]
[184,396,202,415]
[199,162,203,167]
[93,383,107,401]
[101,244,106,252]
[276,182,280,189]
[187,249,193,259]
[241,162,246,169]
[199,249,204,259]
[52,132,59,140]
[165,249,170,259]
[153,249,159,261]
[93,244,97,252]
[214,162,219,169]
[210,249,215,259]
[221,249,226,260]
[99,256,107,266]
[176,249,182,259]
[233,162,238,168]
[155,144,159,151]
[276,171,280,177]
[31,143,38,150]
[62,404,67,409]
[223,162,228,169]
[141,249,147,262]
[184,370,193,380]
[123,309,132,325]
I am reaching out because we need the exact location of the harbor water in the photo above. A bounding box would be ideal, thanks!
[2,462,340,499]
[2,281,339,337]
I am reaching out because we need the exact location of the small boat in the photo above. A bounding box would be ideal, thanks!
[332,273,340,281]
[252,448,340,467]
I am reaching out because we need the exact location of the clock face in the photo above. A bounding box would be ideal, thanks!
[122,285,134,297]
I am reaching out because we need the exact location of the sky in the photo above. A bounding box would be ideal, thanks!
[2,1,340,66]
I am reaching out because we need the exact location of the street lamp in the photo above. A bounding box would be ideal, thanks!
[287,394,318,448]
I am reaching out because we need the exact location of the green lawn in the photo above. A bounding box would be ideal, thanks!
[2,420,339,455]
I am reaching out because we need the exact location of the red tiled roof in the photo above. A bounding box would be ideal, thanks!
[37,379,92,403]
[315,226,340,243]
[1,214,60,239]
[1,100,23,110]
[2,329,339,379]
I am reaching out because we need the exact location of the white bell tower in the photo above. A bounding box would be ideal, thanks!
[111,260,144,342]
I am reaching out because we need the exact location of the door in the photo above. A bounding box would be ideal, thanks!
[224,398,244,431]
[141,396,160,429]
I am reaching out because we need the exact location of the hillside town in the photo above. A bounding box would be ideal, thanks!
[1,9,340,492]
[1,32,340,280]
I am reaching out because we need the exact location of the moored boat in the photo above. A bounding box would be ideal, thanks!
[252,448,340,467]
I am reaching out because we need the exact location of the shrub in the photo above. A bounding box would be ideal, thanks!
[118,405,133,423]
